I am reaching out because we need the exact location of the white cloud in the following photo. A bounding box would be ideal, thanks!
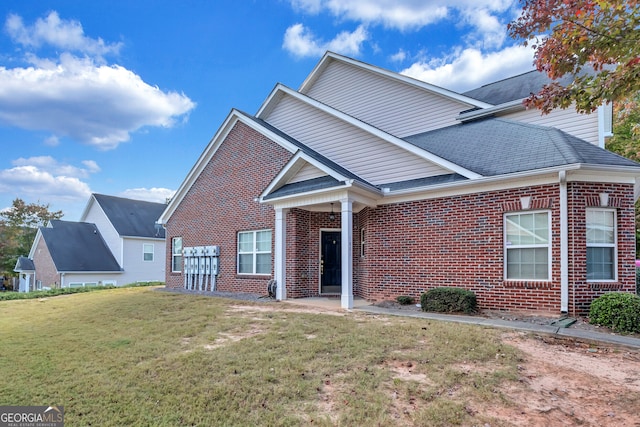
[401,44,534,92]
[0,13,196,150]
[5,11,122,59]
[0,165,91,202]
[283,23,368,57]
[288,0,514,31]
[389,49,407,62]
[12,156,100,179]
[44,135,60,147]
[0,53,196,150]
[120,187,175,204]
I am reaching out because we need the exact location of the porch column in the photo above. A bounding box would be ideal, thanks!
[274,207,288,300]
[340,198,353,309]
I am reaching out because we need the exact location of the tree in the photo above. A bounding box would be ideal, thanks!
[0,198,63,275]
[508,0,640,114]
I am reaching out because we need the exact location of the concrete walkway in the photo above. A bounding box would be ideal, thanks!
[356,305,640,350]
[282,297,640,349]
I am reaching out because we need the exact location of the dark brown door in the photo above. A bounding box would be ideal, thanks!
[321,231,341,294]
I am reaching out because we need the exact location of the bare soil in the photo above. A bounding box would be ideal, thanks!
[292,300,640,426]
[494,331,640,426]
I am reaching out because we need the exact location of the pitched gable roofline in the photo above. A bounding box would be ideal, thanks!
[299,51,493,110]
[256,84,482,180]
[157,109,304,225]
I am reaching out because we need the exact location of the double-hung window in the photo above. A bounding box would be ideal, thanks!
[172,237,183,273]
[586,209,616,281]
[505,211,551,280]
[238,230,272,275]
[143,243,154,261]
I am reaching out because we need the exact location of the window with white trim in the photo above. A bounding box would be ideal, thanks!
[586,208,617,281]
[143,243,154,261]
[172,237,183,273]
[237,229,272,275]
[504,211,551,280]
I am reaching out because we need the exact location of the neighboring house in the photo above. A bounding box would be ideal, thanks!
[157,51,639,315]
[14,194,166,291]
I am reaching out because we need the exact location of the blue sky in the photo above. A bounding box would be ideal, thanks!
[0,0,536,220]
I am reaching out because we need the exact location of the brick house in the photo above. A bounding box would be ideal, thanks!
[158,52,640,315]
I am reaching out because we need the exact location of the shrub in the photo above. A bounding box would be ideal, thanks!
[589,292,640,334]
[395,295,415,305]
[421,287,477,314]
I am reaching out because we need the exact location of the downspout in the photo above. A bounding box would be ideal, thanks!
[559,170,569,313]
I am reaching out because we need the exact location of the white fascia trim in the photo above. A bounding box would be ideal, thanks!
[57,271,124,274]
[120,235,165,241]
[263,183,380,210]
[380,164,640,204]
[457,99,525,122]
[78,194,98,222]
[27,228,44,259]
[260,152,347,199]
[299,52,493,109]
[157,109,299,225]
[258,85,482,180]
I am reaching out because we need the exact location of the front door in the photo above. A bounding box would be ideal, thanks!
[320,231,341,294]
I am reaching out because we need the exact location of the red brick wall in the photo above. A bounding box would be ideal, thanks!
[356,182,636,315]
[33,236,60,288]
[567,182,636,313]
[164,120,292,294]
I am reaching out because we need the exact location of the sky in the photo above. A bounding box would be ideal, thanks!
[0,0,538,221]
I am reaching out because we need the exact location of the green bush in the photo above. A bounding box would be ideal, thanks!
[396,295,415,305]
[0,281,162,301]
[589,292,640,334]
[421,287,477,314]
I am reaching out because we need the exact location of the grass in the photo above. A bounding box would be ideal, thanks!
[0,287,523,426]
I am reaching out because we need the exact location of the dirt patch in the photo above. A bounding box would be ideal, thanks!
[226,303,346,316]
[487,332,640,426]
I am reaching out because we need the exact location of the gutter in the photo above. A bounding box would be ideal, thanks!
[457,99,525,122]
[559,170,569,313]
[383,163,640,198]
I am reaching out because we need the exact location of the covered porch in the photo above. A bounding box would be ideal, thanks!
[263,184,379,309]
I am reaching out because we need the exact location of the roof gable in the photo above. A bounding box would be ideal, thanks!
[294,52,489,138]
[89,194,166,238]
[41,220,122,272]
[258,85,481,183]
[301,52,490,109]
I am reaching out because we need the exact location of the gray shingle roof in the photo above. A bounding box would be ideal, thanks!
[264,176,346,200]
[93,194,166,238]
[41,220,122,272]
[15,256,35,271]
[462,70,576,105]
[403,118,640,176]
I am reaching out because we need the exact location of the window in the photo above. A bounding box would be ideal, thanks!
[505,211,550,280]
[238,230,272,275]
[172,237,183,273]
[586,209,616,281]
[360,228,366,257]
[143,244,154,261]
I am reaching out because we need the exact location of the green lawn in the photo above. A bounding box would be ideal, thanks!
[0,287,521,426]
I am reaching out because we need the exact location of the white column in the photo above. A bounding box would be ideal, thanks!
[274,207,288,300]
[340,199,353,309]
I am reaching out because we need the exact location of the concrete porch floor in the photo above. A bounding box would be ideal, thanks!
[282,296,370,309]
